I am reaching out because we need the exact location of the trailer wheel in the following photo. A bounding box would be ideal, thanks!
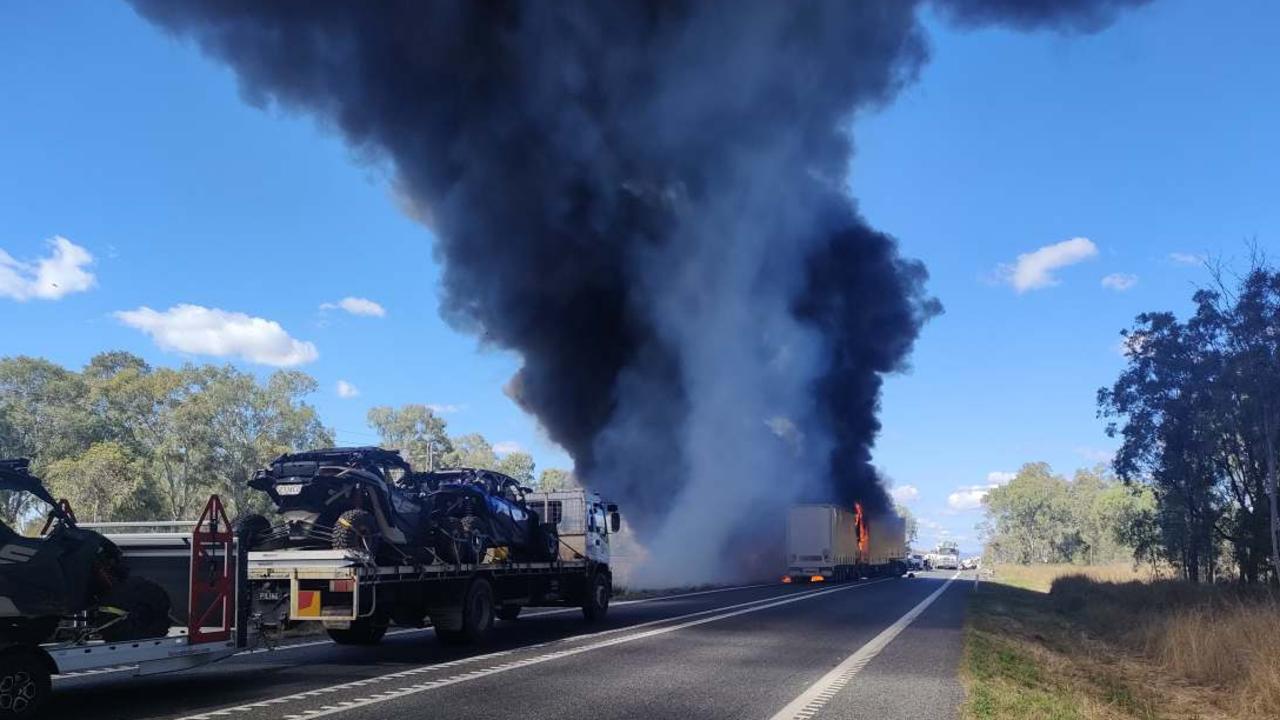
[98,577,172,641]
[496,605,521,622]
[327,617,387,646]
[436,578,494,646]
[0,650,50,717]
[333,509,381,558]
[581,571,610,622]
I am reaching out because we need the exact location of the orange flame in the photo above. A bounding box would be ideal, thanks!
[854,502,869,555]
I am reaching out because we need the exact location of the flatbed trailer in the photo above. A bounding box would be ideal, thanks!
[0,496,249,717]
[247,490,619,646]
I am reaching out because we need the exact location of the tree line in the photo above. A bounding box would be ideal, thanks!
[1099,258,1280,584]
[980,463,1155,566]
[0,351,576,527]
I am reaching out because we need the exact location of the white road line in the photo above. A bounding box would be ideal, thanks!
[172,579,894,720]
[53,582,774,680]
[768,572,961,720]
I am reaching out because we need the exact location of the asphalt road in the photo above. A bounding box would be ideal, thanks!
[50,570,969,720]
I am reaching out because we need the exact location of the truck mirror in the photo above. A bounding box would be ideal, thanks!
[609,512,621,533]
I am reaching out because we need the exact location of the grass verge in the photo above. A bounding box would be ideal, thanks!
[963,565,1278,720]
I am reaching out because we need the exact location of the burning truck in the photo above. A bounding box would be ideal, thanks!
[783,503,906,583]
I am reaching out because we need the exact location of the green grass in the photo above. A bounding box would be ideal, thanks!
[964,590,1084,720]
[962,578,1165,720]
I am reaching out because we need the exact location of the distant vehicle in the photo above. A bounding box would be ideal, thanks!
[961,557,978,570]
[928,541,960,570]
[783,504,906,583]
[906,553,925,571]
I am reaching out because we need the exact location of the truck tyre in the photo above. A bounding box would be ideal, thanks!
[496,605,522,622]
[327,617,387,646]
[332,509,381,557]
[98,577,172,641]
[233,513,272,550]
[581,571,610,622]
[0,650,50,716]
[436,578,494,646]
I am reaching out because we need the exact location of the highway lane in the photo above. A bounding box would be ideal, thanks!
[49,572,968,720]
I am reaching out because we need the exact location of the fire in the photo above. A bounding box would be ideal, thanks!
[854,502,869,555]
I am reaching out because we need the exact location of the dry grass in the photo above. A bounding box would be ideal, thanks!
[964,564,1280,720]
[990,562,1156,593]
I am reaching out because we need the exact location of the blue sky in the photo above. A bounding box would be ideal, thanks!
[2,1,1277,552]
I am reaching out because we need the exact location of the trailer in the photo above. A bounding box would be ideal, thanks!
[783,503,907,583]
[247,489,619,645]
[1,495,248,717]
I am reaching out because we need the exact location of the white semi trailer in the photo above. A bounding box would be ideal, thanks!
[783,504,907,583]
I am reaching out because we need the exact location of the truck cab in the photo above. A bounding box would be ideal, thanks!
[523,490,619,564]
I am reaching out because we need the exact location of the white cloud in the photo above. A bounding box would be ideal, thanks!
[493,440,524,455]
[320,297,386,317]
[0,236,96,301]
[986,471,1016,485]
[336,380,360,398]
[115,304,319,367]
[889,485,920,504]
[947,471,1016,512]
[1101,273,1138,291]
[1169,252,1205,266]
[998,237,1098,292]
[1076,447,1114,464]
[427,403,464,415]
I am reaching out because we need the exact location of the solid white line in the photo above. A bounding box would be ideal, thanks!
[767,573,960,720]
[54,582,774,680]
[271,581,889,720]
[171,579,893,720]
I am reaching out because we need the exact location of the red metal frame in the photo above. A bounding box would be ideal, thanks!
[188,495,234,644]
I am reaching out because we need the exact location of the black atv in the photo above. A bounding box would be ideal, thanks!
[240,447,431,560]
[241,447,557,564]
[0,460,170,645]
[421,468,559,564]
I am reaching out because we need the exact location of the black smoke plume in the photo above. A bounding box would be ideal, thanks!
[131,0,1150,582]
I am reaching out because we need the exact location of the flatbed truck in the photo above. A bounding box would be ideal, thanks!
[247,489,620,645]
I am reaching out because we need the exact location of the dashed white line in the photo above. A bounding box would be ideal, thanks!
[53,582,773,681]
[767,573,961,720]
[171,579,893,720]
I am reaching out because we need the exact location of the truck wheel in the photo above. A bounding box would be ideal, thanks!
[437,578,495,646]
[333,509,381,557]
[327,617,387,646]
[0,650,50,716]
[496,605,522,622]
[581,571,610,622]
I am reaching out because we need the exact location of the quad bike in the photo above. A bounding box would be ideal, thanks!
[0,460,170,645]
[421,468,559,564]
[240,447,558,564]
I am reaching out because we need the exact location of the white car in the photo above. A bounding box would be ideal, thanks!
[906,554,925,571]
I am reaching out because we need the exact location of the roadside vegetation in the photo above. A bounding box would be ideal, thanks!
[964,564,1280,720]
[968,261,1280,718]
[0,351,577,525]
